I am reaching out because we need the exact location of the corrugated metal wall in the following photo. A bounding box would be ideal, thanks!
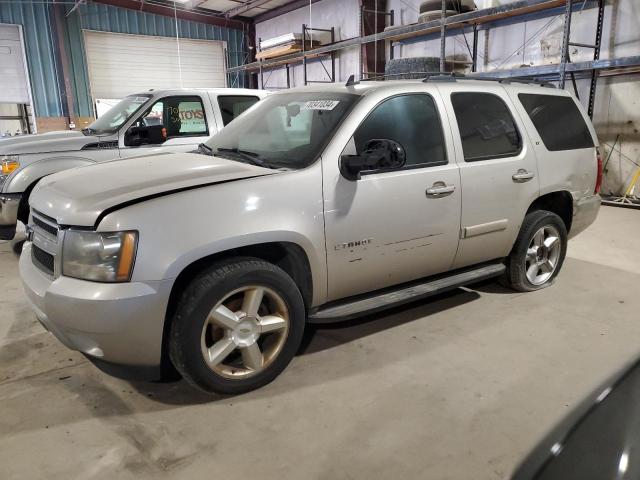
[0,2,64,117]
[0,1,248,118]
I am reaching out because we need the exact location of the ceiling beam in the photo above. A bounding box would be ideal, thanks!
[253,0,322,23]
[92,0,250,29]
[225,0,273,18]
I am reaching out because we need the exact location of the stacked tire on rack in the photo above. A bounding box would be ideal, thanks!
[418,0,476,23]
[385,57,441,79]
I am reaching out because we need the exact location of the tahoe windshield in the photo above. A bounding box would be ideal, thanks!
[85,95,152,135]
[205,92,359,169]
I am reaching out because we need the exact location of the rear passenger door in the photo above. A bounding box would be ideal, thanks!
[505,90,597,197]
[212,94,261,132]
[438,84,540,269]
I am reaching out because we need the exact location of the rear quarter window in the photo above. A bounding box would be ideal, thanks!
[451,92,521,162]
[518,93,594,151]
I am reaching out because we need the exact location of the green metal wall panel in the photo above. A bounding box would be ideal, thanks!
[0,1,249,119]
[0,2,63,117]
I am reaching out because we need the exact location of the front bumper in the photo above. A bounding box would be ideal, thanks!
[0,192,21,240]
[19,242,174,380]
[569,193,601,239]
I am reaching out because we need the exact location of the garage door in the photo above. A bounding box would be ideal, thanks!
[83,30,226,100]
[0,24,30,104]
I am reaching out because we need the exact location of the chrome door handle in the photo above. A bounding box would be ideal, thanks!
[512,169,535,182]
[426,182,456,197]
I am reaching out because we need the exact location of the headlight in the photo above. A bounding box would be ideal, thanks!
[62,230,138,282]
[1,155,19,175]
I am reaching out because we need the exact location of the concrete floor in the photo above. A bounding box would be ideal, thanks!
[1,206,639,480]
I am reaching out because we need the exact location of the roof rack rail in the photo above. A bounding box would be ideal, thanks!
[466,76,557,88]
[422,72,465,82]
[357,70,556,88]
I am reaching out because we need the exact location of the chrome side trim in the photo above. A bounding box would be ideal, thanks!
[462,219,508,238]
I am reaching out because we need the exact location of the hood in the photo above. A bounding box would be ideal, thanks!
[0,130,106,155]
[30,152,279,226]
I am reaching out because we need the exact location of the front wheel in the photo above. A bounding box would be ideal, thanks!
[503,210,568,292]
[169,258,305,395]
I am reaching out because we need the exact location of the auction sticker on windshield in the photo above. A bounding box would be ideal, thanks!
[303,100,340,110]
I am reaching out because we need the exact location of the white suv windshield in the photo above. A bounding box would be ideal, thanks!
[86,95,152,134]
[204,92,360,170]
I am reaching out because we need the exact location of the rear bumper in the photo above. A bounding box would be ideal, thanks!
[569,193,601,239]
[0,192,21,240]
[20,242,173,380]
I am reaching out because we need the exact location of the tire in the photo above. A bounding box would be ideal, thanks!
[419,0,474,13]
[418,10,459,23]
[385,57,441,78]
[169,257,305,395]
[503,210,568,292]
[17,180,40,225]
[419,0,461,13]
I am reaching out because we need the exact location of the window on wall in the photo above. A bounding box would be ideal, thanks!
[137,96,208,137]
[353,94,447,168]
[451,92,521,161]
[218,96,260,126]
[518,94,594,151]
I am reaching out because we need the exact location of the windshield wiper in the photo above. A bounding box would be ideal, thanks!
[216,147,270,168]
[194,143,213,156]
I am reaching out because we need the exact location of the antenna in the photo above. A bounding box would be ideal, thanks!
[345,74,358,87]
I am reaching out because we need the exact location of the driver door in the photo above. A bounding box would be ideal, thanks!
[322,92,462,301]
[119,95,212,158]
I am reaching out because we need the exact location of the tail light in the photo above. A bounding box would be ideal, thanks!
[595,149,603,194]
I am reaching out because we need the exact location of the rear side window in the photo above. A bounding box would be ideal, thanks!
[518,94,594,151]
[354,94,447,168]
[218,95,260,126]
[451,92,521,161]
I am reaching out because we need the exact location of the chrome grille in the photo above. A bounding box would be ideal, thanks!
[29,210,60,276]
[32,216,58,238]
[32,244,54,275]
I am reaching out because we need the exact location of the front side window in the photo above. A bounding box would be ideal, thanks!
[218,95,260,126]
[87,95,151,134]
[518,93,594,151]
[353,94,447,168]
[451,92,521,161]
[134,96,208,138]
[205,92,359,170]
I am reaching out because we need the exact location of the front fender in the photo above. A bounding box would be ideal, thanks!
[4,156,96,193]
[155,230,326,307]
[165,230,319,278]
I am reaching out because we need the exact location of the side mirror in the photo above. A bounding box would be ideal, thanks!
[125,125,167,147]
[340,139,406,181]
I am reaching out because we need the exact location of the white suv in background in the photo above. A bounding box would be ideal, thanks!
[20,77,601,395]
[0,88,268,240]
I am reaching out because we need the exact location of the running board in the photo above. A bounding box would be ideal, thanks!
[308,263,505,323]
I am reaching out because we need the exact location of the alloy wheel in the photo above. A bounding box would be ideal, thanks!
[200,286,290,379]
[524,225,561,286]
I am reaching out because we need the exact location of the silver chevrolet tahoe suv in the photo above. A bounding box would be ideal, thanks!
[20,78,602,395]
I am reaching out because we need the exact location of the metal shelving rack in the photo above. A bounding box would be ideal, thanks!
[228,0,640,102]
[256,24,336,88]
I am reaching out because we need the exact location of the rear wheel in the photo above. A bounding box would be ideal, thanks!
[169,258,305,395]
[503,210,567,292]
